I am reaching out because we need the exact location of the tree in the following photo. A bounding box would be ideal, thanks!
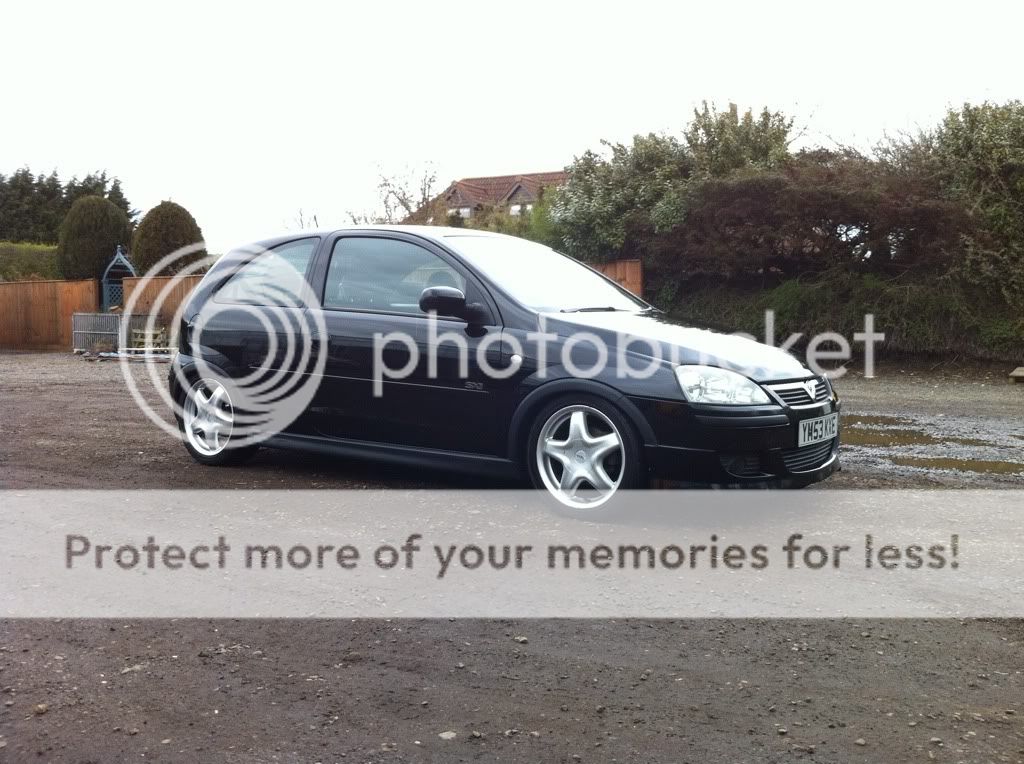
[556,133,695,262]
[379,166,440,223]
[106,179,138,222]
[131,201,207,275]
[0,167,136,243]
[932,102,1024,306]
[880,101,1024,306]
[56,195,133,279]
[555,104,796,264]
[0,168,41,243]
[63,171,131,220]
[290,208,319,229]
[34,172,64,244]
[685,102,793,177]
[350,166,442,224]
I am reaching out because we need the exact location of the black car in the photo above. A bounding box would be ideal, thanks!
[170,227,839,514]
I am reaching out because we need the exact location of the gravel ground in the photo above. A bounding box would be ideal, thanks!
[827,364,1024,488]
[1,353,1020,491]
[1,352,1023,762]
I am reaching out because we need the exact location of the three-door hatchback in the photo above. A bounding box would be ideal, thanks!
[170,227,840,514]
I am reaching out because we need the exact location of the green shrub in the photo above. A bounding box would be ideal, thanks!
[667,271,1024,361]
[56,196,132,279]
[0,242,59,281]
[131,201,206,275]
[551,100,1024,361]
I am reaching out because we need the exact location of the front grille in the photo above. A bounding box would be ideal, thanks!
[781,439,836,473]
[767,378,830,407]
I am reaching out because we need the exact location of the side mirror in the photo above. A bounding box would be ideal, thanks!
[419,286,467,317]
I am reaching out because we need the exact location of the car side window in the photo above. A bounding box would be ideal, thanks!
[323,237,466,314]
[216,238,319,307]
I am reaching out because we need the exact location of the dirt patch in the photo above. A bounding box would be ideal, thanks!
[1,352,1021,490]
[2,352,1024,762]
[3,619,1024,762]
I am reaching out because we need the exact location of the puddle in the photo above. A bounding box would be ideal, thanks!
[889,456,1024,475]
[845,415,913,427]
[945,436,1001,447]
[843,427,992,449]
[843,428,941,447]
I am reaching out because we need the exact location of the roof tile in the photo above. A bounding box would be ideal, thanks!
[443,171,567,207]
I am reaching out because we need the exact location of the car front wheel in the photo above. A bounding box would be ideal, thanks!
[526,394,645,515]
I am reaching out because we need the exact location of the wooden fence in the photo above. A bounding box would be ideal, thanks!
[121,275,204,320]
[593,259,643,297]
[0,279,98,350]
[0,261,643,352]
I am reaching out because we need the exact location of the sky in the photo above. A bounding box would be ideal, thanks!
[2,0,1021,252]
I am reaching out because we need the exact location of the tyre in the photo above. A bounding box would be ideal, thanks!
[178,377,258,466]
[526,394,645,517]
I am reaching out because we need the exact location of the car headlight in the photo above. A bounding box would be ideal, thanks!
[674,365,770,405]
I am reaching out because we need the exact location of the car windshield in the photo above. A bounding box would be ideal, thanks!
[444,235,647,312]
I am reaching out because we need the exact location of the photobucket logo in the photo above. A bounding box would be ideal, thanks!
[120,243,327,452]
[730,310,885,379]
[370,319,670,396]
[370,312,885,396]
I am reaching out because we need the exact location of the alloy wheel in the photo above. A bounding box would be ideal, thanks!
[183,378,234,456]
[535,404,624,508]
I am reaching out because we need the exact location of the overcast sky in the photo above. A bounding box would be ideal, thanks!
[3,1,1021,252]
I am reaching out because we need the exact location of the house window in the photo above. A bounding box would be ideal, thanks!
[525,203,534,212]
[447,207,472,219]
[509,204,522,216]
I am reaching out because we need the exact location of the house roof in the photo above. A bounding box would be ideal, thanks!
[443,171,568,208]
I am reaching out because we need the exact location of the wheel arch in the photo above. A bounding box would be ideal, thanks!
[169,353,234,406]
[506,378,657,464]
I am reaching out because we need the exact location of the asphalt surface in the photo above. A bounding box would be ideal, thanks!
[1,353,1023,762]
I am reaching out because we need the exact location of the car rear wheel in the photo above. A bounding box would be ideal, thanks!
[179,377,257,466]
[526,395,645,516]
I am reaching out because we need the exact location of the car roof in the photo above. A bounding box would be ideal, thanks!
[252,225,514,251]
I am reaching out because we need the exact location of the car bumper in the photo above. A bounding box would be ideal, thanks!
[630,395,842,487]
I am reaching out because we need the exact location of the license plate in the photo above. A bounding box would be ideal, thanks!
[798,413,838,447]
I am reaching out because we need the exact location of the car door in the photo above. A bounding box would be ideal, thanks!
[307,233,515,455]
